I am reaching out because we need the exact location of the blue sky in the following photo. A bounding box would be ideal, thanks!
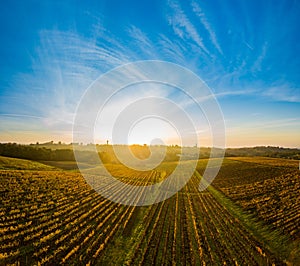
[0,0,299,147]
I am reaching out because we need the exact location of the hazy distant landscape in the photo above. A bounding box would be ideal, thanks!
[1,142,300,166]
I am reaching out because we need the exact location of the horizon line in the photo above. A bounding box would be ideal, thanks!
[1,141,299,150]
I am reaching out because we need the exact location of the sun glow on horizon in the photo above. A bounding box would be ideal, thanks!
[127,117,180,146]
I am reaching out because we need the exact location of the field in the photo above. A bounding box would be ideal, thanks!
[0,156,299,265]
[210,157,300,240]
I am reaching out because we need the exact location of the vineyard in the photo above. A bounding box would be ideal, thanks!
[0,156,299,265]
[210,157,300,240]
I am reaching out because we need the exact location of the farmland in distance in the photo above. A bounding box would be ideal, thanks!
[0,152,299,265]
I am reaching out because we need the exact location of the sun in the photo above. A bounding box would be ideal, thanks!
[127,117,180,146]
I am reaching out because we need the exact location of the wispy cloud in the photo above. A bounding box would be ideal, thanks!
[262,83,300,103]
[227,118,300,135]
[127,26,158,58]
[158,34,186,64]
[4,25,196,142]
[257,118,300,129]
[251,42,268,73]
[167,0,209,54]
[191,1,223,54]
[244,40,254,51]
[179,88,256,109]
[1,28,134,139]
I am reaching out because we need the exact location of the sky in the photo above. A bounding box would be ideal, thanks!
[0,0,299,148]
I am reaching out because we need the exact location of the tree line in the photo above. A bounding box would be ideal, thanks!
[0,143,299,163]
